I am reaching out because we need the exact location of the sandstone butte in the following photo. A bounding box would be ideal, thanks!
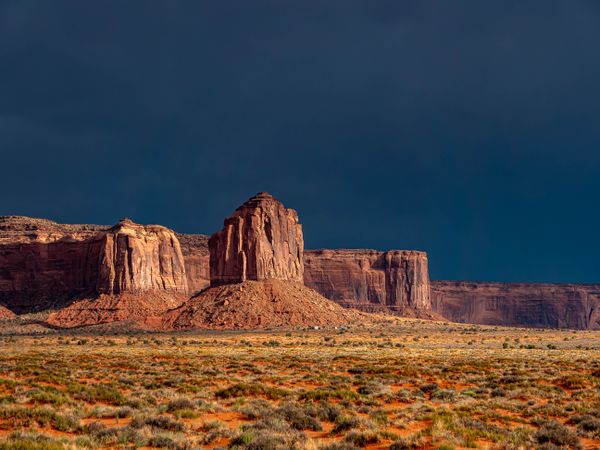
[167,192,370,328]
[209,192,304,286]
[1,191,599,330]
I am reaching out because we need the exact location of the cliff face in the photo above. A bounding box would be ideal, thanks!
[0,217,108,312]
[96,219,188,295]
[304,249,431,312]
[0,216,188,313]
[432,281,600,330]
[177,233,210,295]
[209,192,304,286]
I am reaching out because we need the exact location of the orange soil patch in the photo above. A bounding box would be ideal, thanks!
[581,437,600,450]
[305,422,335,445]
[386,419,431,437]
[186,411,250,430]
[81,417,132,427]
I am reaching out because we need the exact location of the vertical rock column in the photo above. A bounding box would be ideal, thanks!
[209,192,304,286]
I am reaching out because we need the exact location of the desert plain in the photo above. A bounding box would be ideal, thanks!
[0,320,598,450]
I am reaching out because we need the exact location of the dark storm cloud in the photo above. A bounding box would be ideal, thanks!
[1,1,599,282]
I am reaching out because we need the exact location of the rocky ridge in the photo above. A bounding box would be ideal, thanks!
[0,216,189,326]
[4,194,597,330]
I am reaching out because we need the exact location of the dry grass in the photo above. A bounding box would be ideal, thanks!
[0,319,598,449]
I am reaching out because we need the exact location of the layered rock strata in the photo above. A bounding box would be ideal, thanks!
[0,217,108,312]
[304,249,431,312]
[177,233,210,295]
[209,192,304,286]
[96,219,188,295]
[0,216,188,315]
[431,281,600,330]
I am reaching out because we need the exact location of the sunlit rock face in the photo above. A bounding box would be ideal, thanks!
[209,192,304,286]
[96,219,188,295]
[0,216,188,313]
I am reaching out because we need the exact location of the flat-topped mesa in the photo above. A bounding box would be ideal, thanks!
[209,192,304,286]
[0,216,188,313]
[431,281,600,330]
[96,218,189,295]
[0,215,108,244]
[304,249,431,312]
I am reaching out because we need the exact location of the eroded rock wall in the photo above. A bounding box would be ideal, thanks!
[96,219,188,295]
[177,233,210,295]
[0,216,188,313]
[209,192,304,286]
[431,281,600,330]
[0,217,108,312]
[304,249,431,312]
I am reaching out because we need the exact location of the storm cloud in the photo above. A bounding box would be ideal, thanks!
[1,1,599,282]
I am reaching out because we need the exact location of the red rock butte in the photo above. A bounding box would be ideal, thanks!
[168,193,376,329]
[209,192,304,286]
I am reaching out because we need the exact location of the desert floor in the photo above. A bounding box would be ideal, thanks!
[0,319,598,450]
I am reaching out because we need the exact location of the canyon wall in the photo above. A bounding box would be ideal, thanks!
[304,249,431,313]
[209,192,304,286]
[431,281,600,330]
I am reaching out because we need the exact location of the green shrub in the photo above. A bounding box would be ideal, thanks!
[147,434,179,449]
[319,443,360,450]
[275,403,322,431]
[332,416,361,434]
[166,398,196,412]
[534,421,582,449]
[343,431,379,447]
[389,436,423,450]
[419,383,439,394]
[131,415,184,432]
[216,383,290,400]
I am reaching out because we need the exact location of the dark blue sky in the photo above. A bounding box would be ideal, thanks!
[1,1,599,282]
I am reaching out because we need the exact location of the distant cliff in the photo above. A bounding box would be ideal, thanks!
[2,214,599,330]
[431,281,600,330]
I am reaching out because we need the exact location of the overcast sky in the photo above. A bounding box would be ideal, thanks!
[1,1,599,282]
